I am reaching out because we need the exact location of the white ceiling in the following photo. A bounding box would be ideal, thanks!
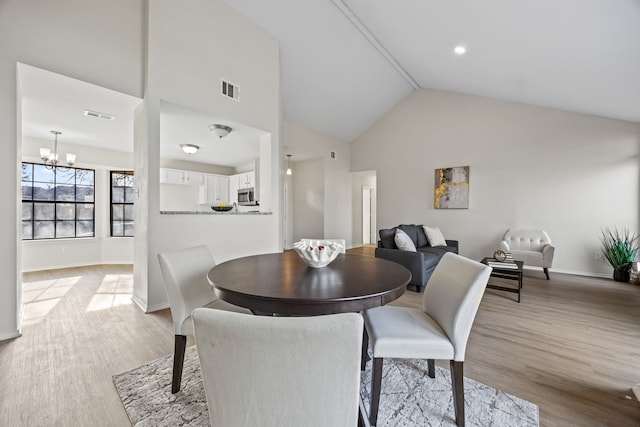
[160,101,264,167]
[19,1,640,158]
[19,65,265,168]
[225,0,640,141]
[19,63,141,152]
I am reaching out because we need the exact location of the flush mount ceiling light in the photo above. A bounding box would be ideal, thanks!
[208,124,232,138]
[454,45,467,55]
[180,143,200,154]
[40,130,76,171]
[286,154,293,176]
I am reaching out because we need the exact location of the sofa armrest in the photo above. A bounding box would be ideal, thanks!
[499,240,510,252]
[375,247,421,287]
[445,239,459,253]
[542,243,555,267]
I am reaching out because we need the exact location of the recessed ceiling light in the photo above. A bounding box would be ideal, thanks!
[454,45,466,55]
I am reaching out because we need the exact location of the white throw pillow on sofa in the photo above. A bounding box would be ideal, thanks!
[423,226,447,247]
[394,229,417,251]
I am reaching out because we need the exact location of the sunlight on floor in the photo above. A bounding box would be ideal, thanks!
[86,273,134,312]
[22,276,79,325]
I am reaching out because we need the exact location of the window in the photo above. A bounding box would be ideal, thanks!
[21,163,95,240]
[110,171,134,237]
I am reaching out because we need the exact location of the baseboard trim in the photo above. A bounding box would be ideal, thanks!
[131,295,169,313]
[0,330,22,342]
[146,301,170,312]
[532,266,610,279]
[131,295,148,312]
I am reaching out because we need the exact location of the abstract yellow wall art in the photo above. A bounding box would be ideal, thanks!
[434,166,469,209]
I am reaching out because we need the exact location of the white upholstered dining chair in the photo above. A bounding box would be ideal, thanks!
[157,245,250,393]
[192,308,364,427]
[362,253,491,427]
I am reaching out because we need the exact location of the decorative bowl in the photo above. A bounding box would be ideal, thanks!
[292,240,344,268]
[211,205,233,212]
[493,249,507,262]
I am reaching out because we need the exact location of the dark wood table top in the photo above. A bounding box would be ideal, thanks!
[207,251,412,316]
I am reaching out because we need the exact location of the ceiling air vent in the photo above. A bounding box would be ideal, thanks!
[221,79,240,101]
[84,109,115,120]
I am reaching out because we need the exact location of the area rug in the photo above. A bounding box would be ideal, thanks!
[113,346,539,426]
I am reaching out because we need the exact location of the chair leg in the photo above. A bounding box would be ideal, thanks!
[370,358,384,426]
[361,328,369,371]
[544,267,550,280]
[450,360,465,427]
[172,335,187,393]
[427,359,435,378]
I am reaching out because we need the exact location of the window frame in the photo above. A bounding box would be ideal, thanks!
[21,162,96,240]
[110,170,135,238]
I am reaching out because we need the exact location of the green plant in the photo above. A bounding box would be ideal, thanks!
[600,227,638,271]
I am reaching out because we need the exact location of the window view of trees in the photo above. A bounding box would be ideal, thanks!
[21,163,95,240]
[110,171,134,237]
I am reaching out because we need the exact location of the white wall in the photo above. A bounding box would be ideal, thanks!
[136,0,282,311]
[351,89,640,277]
[0,0,144,339]
[284,120,353,247]
[292,158,325,242]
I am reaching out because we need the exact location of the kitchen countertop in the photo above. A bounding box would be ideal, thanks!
[160,210,271,215]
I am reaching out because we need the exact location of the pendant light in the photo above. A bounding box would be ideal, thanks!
[286,154,292,175]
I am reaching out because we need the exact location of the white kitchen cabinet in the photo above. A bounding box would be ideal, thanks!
[229,174,240,204]
[236,171,255,189]
[202,174,229,205]
[160,168,204,186]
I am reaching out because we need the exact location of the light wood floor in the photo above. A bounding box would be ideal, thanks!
[2,249,640,426]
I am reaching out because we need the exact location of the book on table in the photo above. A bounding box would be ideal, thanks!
[487,261,518,269]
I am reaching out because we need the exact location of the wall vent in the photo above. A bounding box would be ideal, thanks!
[84,109,115,120]
[330,151,336,159]
[221,79,240,101]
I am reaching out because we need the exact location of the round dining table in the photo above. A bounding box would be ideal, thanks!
[206,251,412,316]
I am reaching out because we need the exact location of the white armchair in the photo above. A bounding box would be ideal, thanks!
[499,229,555,279]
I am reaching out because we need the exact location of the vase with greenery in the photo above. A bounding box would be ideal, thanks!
[600,227,638,282]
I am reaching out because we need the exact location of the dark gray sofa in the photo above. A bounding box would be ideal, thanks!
[375,224,459,292]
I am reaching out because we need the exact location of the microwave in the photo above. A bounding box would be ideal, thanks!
[238,187,258,206]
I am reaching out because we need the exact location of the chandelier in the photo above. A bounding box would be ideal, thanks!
[40,130,76,171]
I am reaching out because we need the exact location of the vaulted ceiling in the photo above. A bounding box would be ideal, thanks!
[20,1,640,157]
[225,0,640,141]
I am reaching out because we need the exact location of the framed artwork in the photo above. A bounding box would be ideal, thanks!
[434,166,469,209]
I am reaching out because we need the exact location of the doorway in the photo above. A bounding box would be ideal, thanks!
[362,186,375,245]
